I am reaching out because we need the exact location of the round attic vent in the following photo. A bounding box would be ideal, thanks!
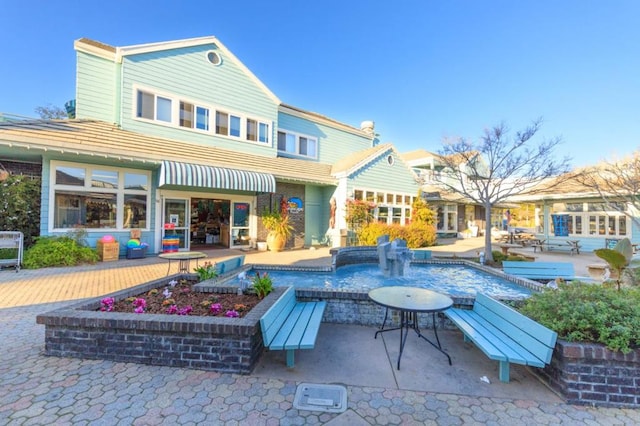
[206,51,222,66]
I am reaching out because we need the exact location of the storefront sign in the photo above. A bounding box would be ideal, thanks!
[288,197,304,214]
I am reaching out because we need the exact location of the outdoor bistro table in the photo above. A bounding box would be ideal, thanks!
[368,286,453,370]
[158,251,207,275]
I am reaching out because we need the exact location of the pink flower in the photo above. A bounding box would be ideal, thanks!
[166,305,178,314]
[210,303,222,314]
[100,297,115,312]
[178,306,192,316]
[132,298,146,313]
[225,310,239,318]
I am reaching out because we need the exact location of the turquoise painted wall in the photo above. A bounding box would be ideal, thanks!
[347,150,419,195]
[304,185,332,246]
[278,112,372,164]
[118,44,278,157]
[75,52,120,123]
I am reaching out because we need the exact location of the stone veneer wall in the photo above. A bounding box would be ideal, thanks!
[36,276,290,375]
[535,340,640,408]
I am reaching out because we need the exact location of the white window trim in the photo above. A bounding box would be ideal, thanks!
[131,85,272,147]
[352,187,415,225]
[277,128,319,159]
[49,160,151,233]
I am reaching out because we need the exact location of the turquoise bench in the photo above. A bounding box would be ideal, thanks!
[502,261,576,280]
[445,293,557,383]
[411,250,432,260]
[215,255,246,274]
[260,287,326,368]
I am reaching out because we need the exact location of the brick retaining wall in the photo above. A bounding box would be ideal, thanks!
[36,278,289,375]
[535,340,640,408]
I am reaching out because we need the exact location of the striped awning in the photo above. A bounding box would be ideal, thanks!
[159,160,276,193]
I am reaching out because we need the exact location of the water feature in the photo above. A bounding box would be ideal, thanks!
[239,263,533,299]
[376,235,413,277]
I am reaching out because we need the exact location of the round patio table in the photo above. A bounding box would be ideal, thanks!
[158,251,207,275]
[369,286,453,370]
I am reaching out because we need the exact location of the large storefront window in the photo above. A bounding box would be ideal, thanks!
[353,188,414,225]
[51,162,150,231]
[545,202,629,237]
[435,204,457,232]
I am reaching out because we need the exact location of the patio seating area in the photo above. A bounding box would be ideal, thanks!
[1,240,637,423]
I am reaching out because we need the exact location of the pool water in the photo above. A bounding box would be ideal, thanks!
[248,264,532,298]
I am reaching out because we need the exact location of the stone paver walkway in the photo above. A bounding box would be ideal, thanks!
[0,245,638,424]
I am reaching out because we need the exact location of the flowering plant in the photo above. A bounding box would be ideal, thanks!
[252,272,273,299]
[225,310,239,318]
[194,261,218,281]
[100,297,115,312]
[132,298,146,314]
[345,198,376,228]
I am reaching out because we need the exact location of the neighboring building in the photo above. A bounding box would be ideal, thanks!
[0,36,419,255]
[511,174,640,252]
[403,149,498,237]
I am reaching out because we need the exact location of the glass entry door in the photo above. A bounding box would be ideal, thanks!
[163,198,189,251]
[231,202,251,247]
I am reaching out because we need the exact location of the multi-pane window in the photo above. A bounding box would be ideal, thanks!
[547,202,629,237]
[135,89,269,144]
[277,130,318,159]
[353,189,414,225]
[51,162,150,231]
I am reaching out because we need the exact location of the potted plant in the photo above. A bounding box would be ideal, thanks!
[261,209,293,252]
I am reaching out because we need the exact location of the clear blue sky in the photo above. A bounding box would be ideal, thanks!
[1,1,638,167]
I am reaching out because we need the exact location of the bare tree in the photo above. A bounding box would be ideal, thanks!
[573,151,640,228]
[436,119,571,262]
[34,104,68,120]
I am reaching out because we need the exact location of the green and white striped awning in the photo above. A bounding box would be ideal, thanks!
[159,160,276,193]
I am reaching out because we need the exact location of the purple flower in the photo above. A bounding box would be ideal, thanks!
[210,303,222,314]
[225,310,239,318]
[166,305,178,315]
[134,306,145,314]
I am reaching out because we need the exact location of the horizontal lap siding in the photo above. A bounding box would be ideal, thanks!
[76,53,119,122]
[119,45,278,157]
[348,151,419,195]
[277,113,371,164]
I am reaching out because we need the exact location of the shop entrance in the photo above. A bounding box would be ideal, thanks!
[190,198,231,248]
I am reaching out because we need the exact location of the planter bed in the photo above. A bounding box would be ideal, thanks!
[36,276,289,375]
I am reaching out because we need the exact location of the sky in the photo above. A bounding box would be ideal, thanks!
[1,1,638,167]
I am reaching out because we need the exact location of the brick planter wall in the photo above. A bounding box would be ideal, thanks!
[534,340,640,408]
[36,278,289,375]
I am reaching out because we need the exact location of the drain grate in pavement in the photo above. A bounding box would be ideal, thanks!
[293,383,347,413]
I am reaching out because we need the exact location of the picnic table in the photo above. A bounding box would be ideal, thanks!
[498,243,523,255]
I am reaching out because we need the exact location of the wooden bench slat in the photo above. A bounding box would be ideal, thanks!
[460,308,546,366]
[446,293,558,382]
[270,303,307,350]
[502,261,575,280]
[476,294,558,350]
[298,302,326,349]
[260,287,296,345]
[445,309,507,361]
[259,287,326,367]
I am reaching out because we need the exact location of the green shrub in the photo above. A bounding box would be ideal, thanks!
[23,236,99,269]
[0,174,41,248]
[519,283,640,353]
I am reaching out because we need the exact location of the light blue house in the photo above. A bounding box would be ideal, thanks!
[0,36,419,255]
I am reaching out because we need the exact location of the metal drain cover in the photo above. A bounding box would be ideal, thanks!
[293,383,347,413]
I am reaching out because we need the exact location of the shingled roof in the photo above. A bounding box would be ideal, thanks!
[0,119,336,185]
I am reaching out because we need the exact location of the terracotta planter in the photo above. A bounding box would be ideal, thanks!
[266,232,286,252]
